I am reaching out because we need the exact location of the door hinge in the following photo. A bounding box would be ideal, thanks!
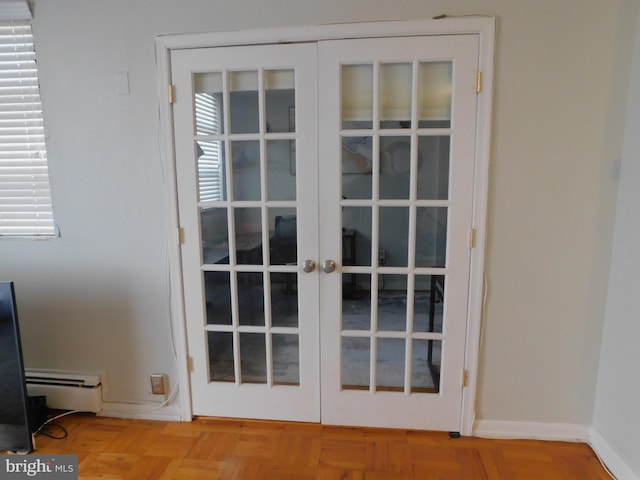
[169,84,175,104]
[187,356,194,373]
[177,227,184,245]
[462,369,470,387]
[476,71,483,93]
[468,228,476,248]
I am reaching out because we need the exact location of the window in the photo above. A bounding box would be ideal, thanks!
[0,21,55,236]
[195,91,225,202]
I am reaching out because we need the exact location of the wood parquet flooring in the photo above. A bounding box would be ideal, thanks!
[26,414,612,479]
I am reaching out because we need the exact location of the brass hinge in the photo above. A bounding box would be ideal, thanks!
[476,72,483,93]
[462,369,470,387]
[468,228,476,248]
[187,356,194,373]
[169,84,175,104]
[177,227,184,245]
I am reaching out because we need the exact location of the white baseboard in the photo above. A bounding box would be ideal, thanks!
[98,401,183,422]
[589,428,639,480]
[473,419,590,442]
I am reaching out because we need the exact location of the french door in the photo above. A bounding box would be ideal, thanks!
[171,33,480,430]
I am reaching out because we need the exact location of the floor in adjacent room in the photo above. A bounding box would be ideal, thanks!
[30,414,613,479]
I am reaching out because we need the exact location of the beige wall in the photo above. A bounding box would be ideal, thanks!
[0,0,636,423]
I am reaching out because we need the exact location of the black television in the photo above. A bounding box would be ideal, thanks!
[0,281,33,452]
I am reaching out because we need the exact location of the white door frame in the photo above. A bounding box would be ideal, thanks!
[155,17,495,435]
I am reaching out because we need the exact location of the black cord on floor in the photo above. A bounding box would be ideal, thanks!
[36,423,68,440]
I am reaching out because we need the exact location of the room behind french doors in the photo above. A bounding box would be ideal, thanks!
[171,32,480,431]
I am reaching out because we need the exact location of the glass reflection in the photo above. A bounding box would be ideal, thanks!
[342,65,373,130]
[201,208,229,265]
[204,271,232,326]
[208,331,234,382]
[379,207,409,267]
[229,71,259,134]
[417,136,449,200]
[342,336,370,390]
[377,274,407,332]
[269,208,296,266]
[414,275,444,333]
[376,338,405,391]
[342,136,372,199]
[379,136,411,199]
[342,274,371,331]
[411,339,441,393]
[237,272,264,326]
[233,208,262,265]
[267,140,296,201]
[271,273,298,327]
[194,72,224,135]
[379,63,412,129]
[342,207,372,266]
[232,140,260,201]
[197,141,226,202]
[418,62,452,128]
[240,333,267,384]
[272,334,299,385]
[265,69,295,133]
[415,207,447,268]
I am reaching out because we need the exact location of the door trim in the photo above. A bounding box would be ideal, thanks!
[155,17,495,435]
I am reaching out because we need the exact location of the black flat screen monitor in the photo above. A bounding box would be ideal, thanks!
[0,281,33,452]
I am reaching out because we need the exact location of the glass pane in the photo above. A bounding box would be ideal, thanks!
[416,207,447,268]
[269,208,296,266]
[342,136,372,199]
[194,72,224,135]
[208,331,234,382]
[380,136,411,199]
[231,140,261,201]
[201,208,229,265]
[342,273,371,330]
[342,207,372,267]
[272,334,299,385]
[237,272,264,326]
[233,208,263,265]
[376,338,405,391]
[418,62,452,128]
[342,65,373,130]
[204,271,232,325]
[411,339,441,393]
[414,275,445,333]
[379,207,409,267]
[271,272,298,327]
[342,336,370,390]
[265,69,295,133]
[229,71,259,134]
[380,63,412,129]
[377,275,407,332]
[267,140,296,200]
[197,140,226,202]
[240,333,267,384]
[417,136,449,200]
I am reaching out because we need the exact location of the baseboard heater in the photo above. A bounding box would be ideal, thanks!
[24,369,103,413]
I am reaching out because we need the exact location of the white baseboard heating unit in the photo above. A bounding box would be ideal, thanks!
[25,369,103,413]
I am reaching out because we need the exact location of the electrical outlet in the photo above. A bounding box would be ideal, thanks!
[378,249,386,265]
[150,374,166,395]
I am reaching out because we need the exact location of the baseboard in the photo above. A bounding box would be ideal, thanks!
[473,419,590,442]
[98,401,183,422]
[589,428,639,480]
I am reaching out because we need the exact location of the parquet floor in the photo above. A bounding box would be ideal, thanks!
[28,414,612,479]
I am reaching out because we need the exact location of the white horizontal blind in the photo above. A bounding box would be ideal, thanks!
[195,92,224,202]
[0,22,55,236]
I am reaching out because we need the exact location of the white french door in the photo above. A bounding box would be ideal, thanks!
[171,33,480,430]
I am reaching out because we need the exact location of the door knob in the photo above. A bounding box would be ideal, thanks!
[322,259,337,273]
[302,259,316,273]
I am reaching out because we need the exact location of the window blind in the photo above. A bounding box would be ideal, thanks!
[0,22,55,236]
[195,92,224,202]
